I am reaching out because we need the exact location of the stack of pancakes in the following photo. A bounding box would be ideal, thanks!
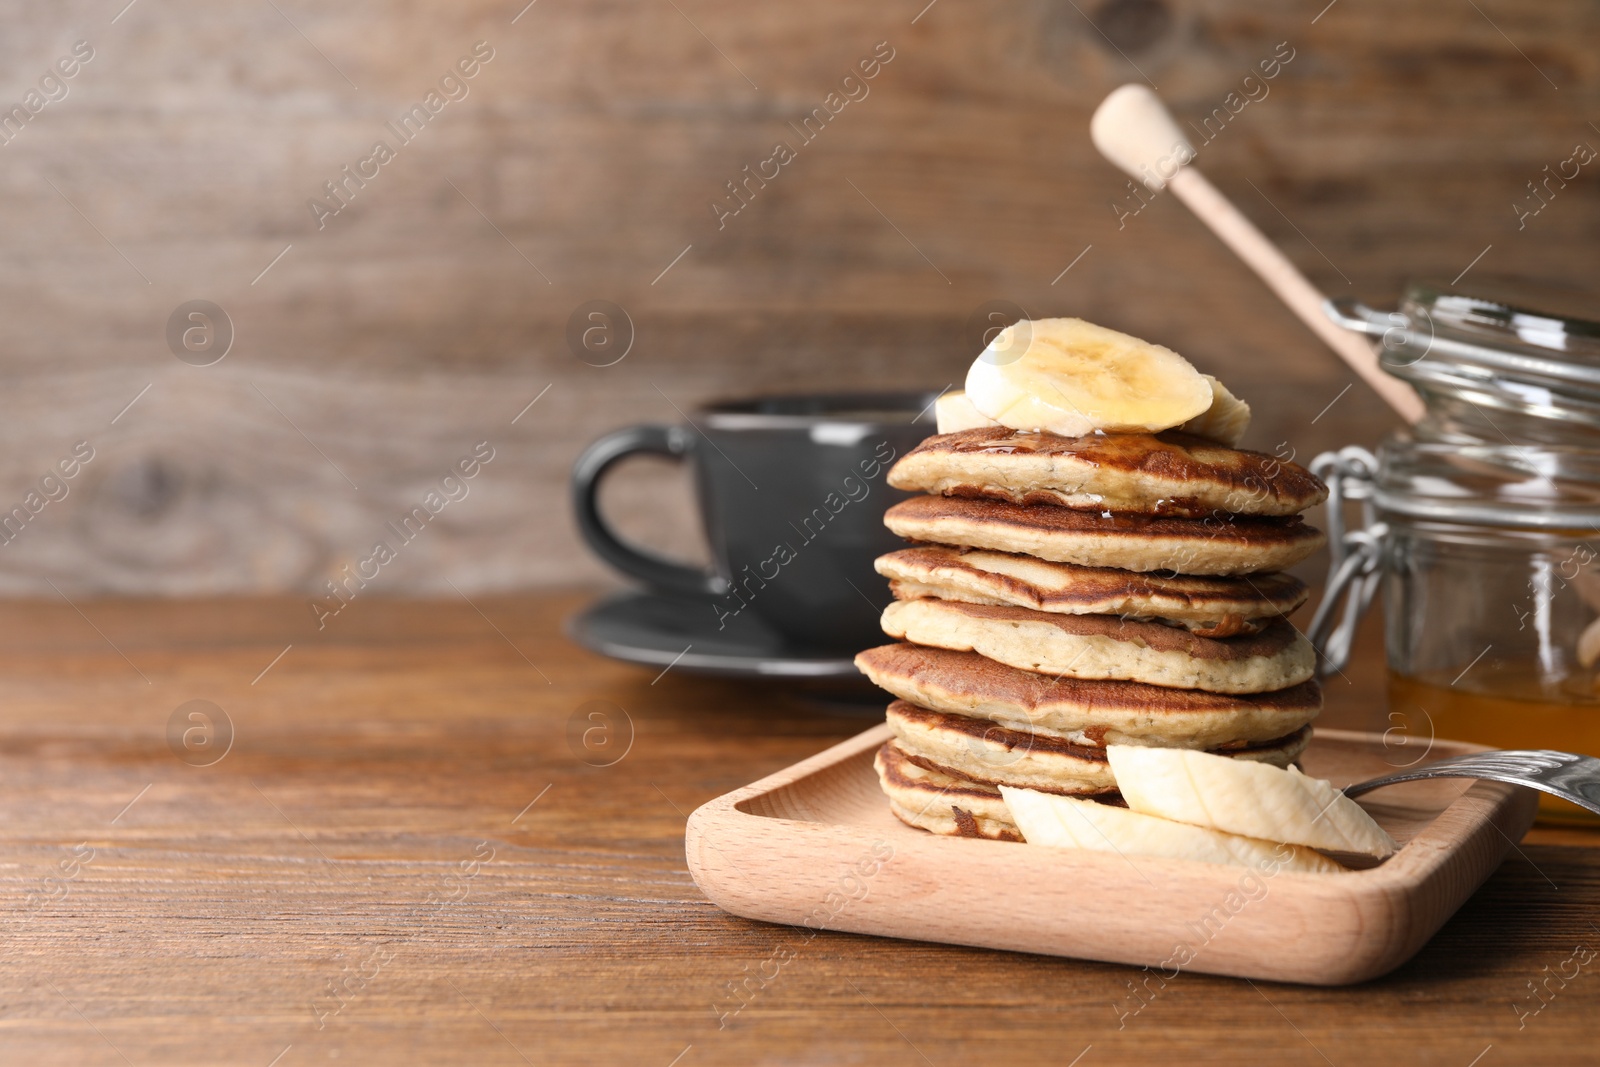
[858,426,1329,841]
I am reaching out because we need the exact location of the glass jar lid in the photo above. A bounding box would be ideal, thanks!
[1329,281,1600,422]
[1329,281,1600,529]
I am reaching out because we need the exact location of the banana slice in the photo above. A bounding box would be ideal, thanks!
[999,786,1346,873]
[944,378,1250,444]
[1177,376,1252,446]
[1107,746,1397,858]
[1577,615,1600,669]
[964,317,1213,437]
[934,391,1000,434]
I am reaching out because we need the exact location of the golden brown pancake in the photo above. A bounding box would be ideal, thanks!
[883,494,1325,575]
[886,700,1313,794]
[874,740,1021,840]
[876,545,1307,637]
[887,427,1327,518]
[880,599,1316,694]
[856,643,1322,747]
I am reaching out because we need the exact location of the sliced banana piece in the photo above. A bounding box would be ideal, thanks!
[1107,745,1397,858]
[1577,615,1600,669]
[943,378,1249,444]
[965,317,1213,437]
[934,391,1000,434]
[1177,376,1252,446]
[999,786,1346,873]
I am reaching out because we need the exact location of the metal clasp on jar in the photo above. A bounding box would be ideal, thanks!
[1307,446,1387,676]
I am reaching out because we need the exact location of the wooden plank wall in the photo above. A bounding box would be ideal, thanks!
[0,0,1594,595]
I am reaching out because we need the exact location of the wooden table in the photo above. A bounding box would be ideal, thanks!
[2,592,1596,1065]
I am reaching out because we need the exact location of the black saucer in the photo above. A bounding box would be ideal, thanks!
[565,590,870,683]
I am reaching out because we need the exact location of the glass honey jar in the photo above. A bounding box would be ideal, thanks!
[1314,282,1600,824]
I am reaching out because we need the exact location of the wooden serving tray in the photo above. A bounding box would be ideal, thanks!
[686,726,1538,985]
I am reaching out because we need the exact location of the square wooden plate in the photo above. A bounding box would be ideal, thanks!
[686,726,1538,985]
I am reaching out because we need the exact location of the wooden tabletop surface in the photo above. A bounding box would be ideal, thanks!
[2,591,1596,1066]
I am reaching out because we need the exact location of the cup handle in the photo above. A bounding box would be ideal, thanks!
[571,424,727,599]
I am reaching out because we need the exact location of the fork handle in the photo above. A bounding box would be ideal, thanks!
[1345,750,1600,816]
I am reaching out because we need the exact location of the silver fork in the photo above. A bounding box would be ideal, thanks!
[1344,749,1600,815]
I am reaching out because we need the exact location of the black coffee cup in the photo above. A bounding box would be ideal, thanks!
[571,391,938,651]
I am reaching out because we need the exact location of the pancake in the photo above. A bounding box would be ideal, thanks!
[883,495,1324,576]
[875,741,1021,840]
[880,599,1316,694]
[886,427,1327,518]
[856,643,1322,747]
[876,545,1307,637]
[887,700,1313,794]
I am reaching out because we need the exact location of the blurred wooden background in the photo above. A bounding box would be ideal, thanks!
[0,0,1595,595]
